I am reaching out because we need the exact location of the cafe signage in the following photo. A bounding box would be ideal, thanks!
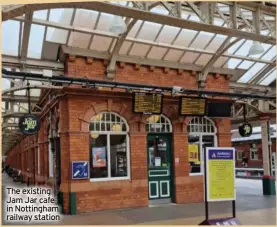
[18,114,41,135]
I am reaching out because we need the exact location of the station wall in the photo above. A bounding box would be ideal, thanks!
[5,57,232,214]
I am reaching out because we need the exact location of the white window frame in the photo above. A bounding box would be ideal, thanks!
[250,145,259,160]
[236,150,243,161]
[89,112,130,182]
[188,117,217,176]
[145,114,172,133]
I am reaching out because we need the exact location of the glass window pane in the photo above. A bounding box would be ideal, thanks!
[148,137,169,167]
[110,135,128,177]
[27,24,45,59]
[33,10,48,20]
[259,69,276,86]
[46,27,68,44]
[90,135,108,179]
[188,135,200,174]
[2,20,20,56]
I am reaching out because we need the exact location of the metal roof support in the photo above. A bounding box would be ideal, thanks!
[198,37,242,88]
[20,10,33,62]
[106,2,156,80]
[4,2,276,45]
[250,60,276,84]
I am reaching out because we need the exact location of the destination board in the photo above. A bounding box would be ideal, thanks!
[179,97,206,116]
[132,93,163,114]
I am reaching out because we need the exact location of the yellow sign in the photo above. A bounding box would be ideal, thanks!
[206,148,235,201]
[188,144,200,164]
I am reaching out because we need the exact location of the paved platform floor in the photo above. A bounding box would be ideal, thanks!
[2,173,276,225]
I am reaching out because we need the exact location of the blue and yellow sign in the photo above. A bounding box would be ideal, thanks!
[206,148,235,202]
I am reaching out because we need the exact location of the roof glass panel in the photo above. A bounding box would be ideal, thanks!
[233,40,252,56]
[96,12,114,32]
[49,8,74,25]
[205,34,227,51]
[137,22,162,41]
[190,32,214,49]
[119,41,132,55]
[174,29,198,47]
[262,45,276,61]
[150,6,169,15]
[214,57,228,67]
[180,52,199,64]
[46,27,68,44]
[147,47,167,60]
[237,60,255,70]
[157,25,179,44]
[27,24,45,59]
[68,32,90,48]
[238,63,267,83]
[2,79,11,90]
[259,69,276,86]
[226,59,242,69]
[90,35,112,52]
[33,10,48,20]
[129,43,150,57]
[228,39,246,54]
[73,9,98,29]
[164,49,183,61]
[128,20,143,38]
[195,54,212,66]
[2,20,20,56]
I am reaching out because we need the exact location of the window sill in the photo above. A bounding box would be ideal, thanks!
[189,173,203,176]
[90,177,130,182]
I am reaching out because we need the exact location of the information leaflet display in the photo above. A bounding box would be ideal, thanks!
[179,97,206,116]
[132,93,163,114]
[206,147,235,202]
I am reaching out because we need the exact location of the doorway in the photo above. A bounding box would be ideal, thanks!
[147,134,174,205]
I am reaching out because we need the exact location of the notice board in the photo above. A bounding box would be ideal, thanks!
[132,92,163,114]
[206,147,236,202]
[179,97,206,116]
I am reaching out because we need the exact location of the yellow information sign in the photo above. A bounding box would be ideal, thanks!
[206,148,235,202]
[188,144,200,164]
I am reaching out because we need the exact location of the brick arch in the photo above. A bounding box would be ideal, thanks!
[79,99,136,133]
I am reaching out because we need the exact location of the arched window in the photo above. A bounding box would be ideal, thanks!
[145,115,172,133]
[187,117,217,176]
[89,112,130,181]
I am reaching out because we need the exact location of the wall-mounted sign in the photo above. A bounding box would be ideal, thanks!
[72,161,89,179]
[206,147,235,202]
[207,101,232,118]
[238,123,252,137]
[132,92,163,114]
[179,97,206,116]
[18,114,41,135]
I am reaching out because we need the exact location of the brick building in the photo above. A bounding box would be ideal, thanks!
[4,56,232,214]
[232,127,276,168]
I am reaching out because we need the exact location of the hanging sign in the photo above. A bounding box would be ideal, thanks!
[238,123,252,137]
[206,147,235,202]
[18,114,41,135]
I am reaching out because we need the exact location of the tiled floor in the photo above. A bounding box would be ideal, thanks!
[2,174,276,225]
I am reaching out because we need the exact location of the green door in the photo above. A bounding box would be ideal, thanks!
[147,134,174,205]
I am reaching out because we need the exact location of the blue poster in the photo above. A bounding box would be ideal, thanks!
[72,161,89,179]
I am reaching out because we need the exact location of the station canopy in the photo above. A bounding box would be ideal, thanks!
[1,1,276,153]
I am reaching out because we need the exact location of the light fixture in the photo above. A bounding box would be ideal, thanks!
[147,115,160,124]
[112,124,121,132]
[109,15,127,35]
[90,133,99,139]
[248,41,264,56]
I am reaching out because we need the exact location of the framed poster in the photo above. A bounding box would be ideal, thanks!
[206,147,236,202]
[92,147,106,168]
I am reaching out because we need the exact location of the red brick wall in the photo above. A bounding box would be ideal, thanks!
[233,140,276,168]
[5,57,232,214]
